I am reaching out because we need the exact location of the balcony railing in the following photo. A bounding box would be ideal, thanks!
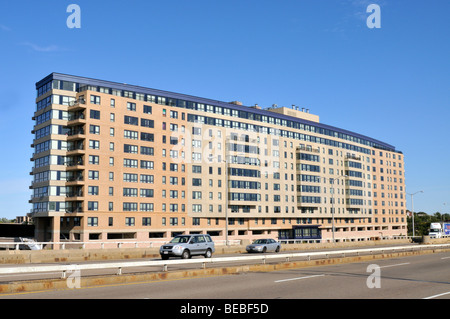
[66,191,83,198]
[67,129,85,136]
[68,98,86,107]
[345,154,361,161]
[66,160,84,167]
[66,175,83,182]
[68,113,85,121]
[297,145,320,153]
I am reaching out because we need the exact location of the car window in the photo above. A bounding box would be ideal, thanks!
[189,236,197,244]
[170,236,189,243]
[205,235,212,242]
[198,236,206,243]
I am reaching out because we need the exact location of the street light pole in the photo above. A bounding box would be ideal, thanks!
[407,191,423,237]
[330,175,347,243]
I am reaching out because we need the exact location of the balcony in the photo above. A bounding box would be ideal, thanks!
[68,98,86,111]
[67,143,85,155]
[65,207,83,213]
[66,127,85,141]
[66,191,83,199]
[297,145,320,153]
[66,173,84,183]
[345,154,361,161]
[65,157,84,170]
[67,112,86,126]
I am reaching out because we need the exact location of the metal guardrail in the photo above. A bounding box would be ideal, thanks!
[0,244,449,279]
[278,236,423,244]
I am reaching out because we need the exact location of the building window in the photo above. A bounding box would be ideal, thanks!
[124,115,138,125]
[140,160,154,170]
[124,159,138,168]
[140,189,154,198]
[87,217,98,226]
[90,110,100,120]
[124,144,138,154]
[89,125,100,135]
[141,118,154,128]
[88,186,99,196]
[88,201,98,211]
[143,105,152,114]
[89,140,100,149]
[140,203,154,212]
[140,174,154,184]
[88,170,99,180]
[123,202,137,211]
[141,132,154,142]
[123,188,138,197]
[125,217,135,226]
[141,146,154,156]
[90,95,100,105]
[127,102,136,111]
[89,155,99,165]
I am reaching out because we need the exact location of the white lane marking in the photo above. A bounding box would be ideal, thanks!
[379,262,410,269]
[441,256,450,260]
[275,274,325,283]
[423,291,450,299]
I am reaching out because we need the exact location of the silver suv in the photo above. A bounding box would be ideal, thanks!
[160,234,215,260]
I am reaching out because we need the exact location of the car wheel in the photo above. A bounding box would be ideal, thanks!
[161,255,169,260]
[181,249,190,259]
[275,246,280,253]
[204,249,212,258]
[262,247,267,253]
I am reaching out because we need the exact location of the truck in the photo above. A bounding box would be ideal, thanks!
[429,222,450,238]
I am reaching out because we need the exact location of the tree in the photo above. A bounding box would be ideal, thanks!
[408,211,450,236]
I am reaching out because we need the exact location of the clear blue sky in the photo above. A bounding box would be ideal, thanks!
[0,0,449,219]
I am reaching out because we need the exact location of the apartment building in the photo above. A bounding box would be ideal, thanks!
[30,73,407,244]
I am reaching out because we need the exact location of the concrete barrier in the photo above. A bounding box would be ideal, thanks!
[422,236,450,245]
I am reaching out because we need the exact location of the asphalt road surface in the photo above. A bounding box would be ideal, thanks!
[1,251,449,300]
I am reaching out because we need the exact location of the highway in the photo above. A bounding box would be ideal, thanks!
[1,250,449,300]
[0,243,425,283]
